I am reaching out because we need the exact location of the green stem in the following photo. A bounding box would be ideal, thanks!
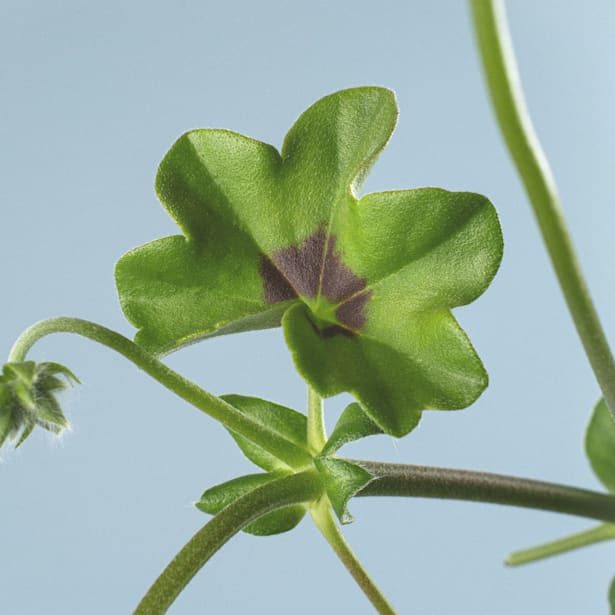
[306,390,395,614]
[470,0,615,419]
[310,498,397,615]
[8,318,311,469]
[356,461,615,523]
[134,470,322,615]
[307,386,326,454]
[506,523,615,566]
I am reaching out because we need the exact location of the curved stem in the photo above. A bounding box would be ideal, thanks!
[134,470,322,615]
[506,523,615,566]
[355,461,615,523]
[470,0,615,419]
[307,386,326,454]
[8,318,311,468]
[310,498,397,615]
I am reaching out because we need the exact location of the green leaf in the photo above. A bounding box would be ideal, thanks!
[586,399,615,493]
[609,576,615,615]
[322,402,384,456]
[221,395,308,472]
[117,87,502,436]
[314,457,373,524]
[196,473,306,536]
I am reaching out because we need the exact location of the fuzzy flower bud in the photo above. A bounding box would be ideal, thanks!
[0,361,79,448]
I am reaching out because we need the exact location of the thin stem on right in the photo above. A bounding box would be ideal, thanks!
[470,0,615,419]
[506,523,615,566]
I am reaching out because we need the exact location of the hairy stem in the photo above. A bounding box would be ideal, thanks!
[310,498,397,615]
[356,461,615,523]
[307,386,326,454]
[470,0,615,419]
[8,318,311,468]
[134,471,322,615]
[506,523,615,566]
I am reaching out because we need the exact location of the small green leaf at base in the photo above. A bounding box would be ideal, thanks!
[586,399,615,493]
[314,457,374,524]
[609,576,615,614]
[196,473,306,536]
[322,402,384,456]
[221,395,308,472]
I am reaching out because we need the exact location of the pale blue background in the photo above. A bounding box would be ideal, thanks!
[2,1,615,613]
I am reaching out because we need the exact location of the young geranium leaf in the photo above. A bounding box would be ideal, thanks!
[322,402,383,456]
[221,395,308,472]
[196,473,306,536]
[117,87,502,436]
[314,457,373,524]
[585,399,615,493]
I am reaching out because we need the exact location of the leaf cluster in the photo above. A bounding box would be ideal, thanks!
[196,396,381,533]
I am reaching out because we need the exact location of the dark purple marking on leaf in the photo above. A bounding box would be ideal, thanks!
[260,227,371,331]
[321,237,367,303]
[271,229,326,298]
[321,325,356,339]
[260,256,297,303]
[336,291,372,330]
[307,315,356,339]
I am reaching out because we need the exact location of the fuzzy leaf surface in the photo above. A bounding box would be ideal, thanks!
[314,457,373,524]
[221,394,308,472]
[117,87,502,436]
[322,402,383,456]
[196,472,306,536]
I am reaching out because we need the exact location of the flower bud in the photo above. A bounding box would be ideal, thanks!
[0,361,79,448]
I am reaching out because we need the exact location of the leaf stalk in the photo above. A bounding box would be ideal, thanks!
[307,386,326,454]
[8,317,311,468]
[134,470,322,614]
[356,461,615,524]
